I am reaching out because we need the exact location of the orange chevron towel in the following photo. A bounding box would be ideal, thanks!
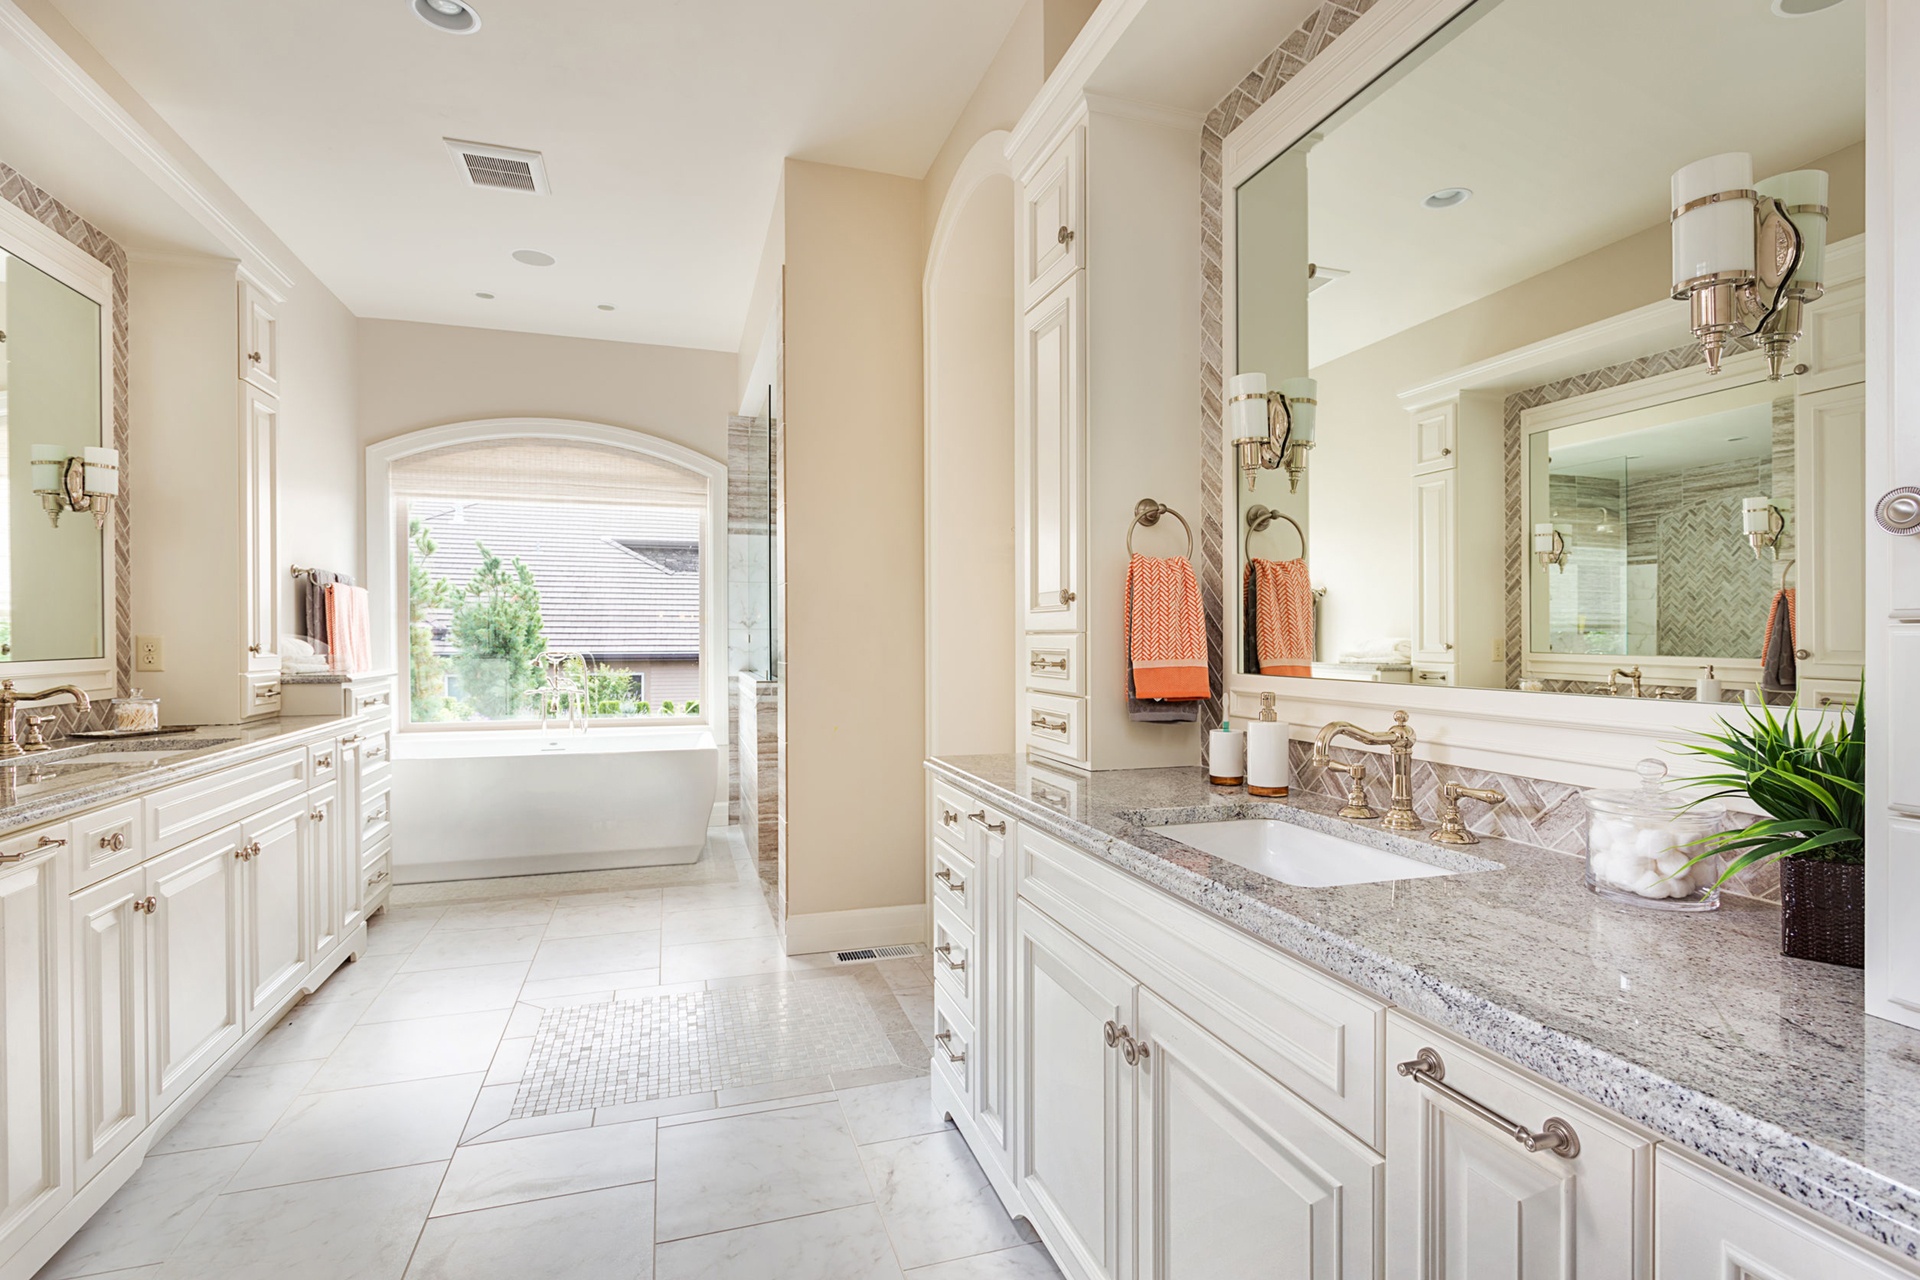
[1247,558,1313,678]
[1126,554,1210,702]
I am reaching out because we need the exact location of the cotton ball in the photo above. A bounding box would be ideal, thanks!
[1655,850,1689,879]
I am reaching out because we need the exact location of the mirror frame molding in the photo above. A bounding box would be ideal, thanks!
[0,193,118,697]
[1216,0,1863,789]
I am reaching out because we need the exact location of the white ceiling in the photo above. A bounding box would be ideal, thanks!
[1281,0,1866,366]
[47,0,1027,351]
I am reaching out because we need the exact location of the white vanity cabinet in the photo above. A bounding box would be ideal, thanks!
[1796,380,1869,689]
[241,385,281,687]
[144,823,245,1114]
[0,825,72,1253]
[1405,391,1504,686]
[69,866,147,1188]
[237,274,281,397]
[239,799,307,1028]
[1020,272,1087,639]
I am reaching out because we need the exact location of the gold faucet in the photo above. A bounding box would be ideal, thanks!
[0,679,91,760]
[1431,781,1506,845]
[1608,667,1644,698]
[1312,710,1421,831]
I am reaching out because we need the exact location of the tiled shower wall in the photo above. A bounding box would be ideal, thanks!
[2,159,132,705]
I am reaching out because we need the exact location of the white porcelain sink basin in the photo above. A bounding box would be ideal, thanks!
[1151,818,1463,888]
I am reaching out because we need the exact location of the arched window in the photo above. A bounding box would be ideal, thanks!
[367,420,726,730]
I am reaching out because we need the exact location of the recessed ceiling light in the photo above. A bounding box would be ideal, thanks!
[412,0,480,34]
[475,292,495,299]
[1422,187,1472,210]
[597,304,616,312]
[511,249,555,267]
[1771,0,1844,15]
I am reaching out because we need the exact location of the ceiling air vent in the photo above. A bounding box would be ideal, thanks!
[446,139,550,195]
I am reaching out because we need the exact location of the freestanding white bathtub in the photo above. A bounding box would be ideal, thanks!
[390,727,719,883]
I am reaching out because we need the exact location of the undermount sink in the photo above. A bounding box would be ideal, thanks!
[1149,817,1480,888]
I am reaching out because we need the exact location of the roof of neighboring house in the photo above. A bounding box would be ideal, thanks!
[412,500,700,660]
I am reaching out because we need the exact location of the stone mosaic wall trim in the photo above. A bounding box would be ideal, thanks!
[0,160,132,704]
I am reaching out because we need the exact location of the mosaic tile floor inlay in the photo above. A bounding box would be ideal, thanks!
[510,978,902,1118]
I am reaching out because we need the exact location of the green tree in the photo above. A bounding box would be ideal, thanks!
[407,520,458,722]
[562,655,637,715]
[450,543,547,719]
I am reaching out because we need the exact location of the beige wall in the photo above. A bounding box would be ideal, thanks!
[781,157,927,921]
[922,0,1045,244]
[275,270,360,636]
[1303,140,1866,662]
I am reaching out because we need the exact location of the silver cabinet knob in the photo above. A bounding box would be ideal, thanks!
[1057,588,1075,606]
[1877,486,1920,535]
[1056,225,1074,246]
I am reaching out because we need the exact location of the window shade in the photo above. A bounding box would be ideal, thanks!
[390,437,708,507]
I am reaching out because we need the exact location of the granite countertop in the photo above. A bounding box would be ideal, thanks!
[928,752,1920,1261]
[0,718,351,835]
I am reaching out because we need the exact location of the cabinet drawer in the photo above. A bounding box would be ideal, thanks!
[1020,123,1084,307]
[147,748,307,854]
[72,801,144,889]
[932,989,976,1104]
[244,670,283,718]
[0,819,72,868]
[930,782,970,852]
[364,847,392,897]
[1655,1147,1908,1279]
[308,739,341,786]
[1022,633,1086,696]
[1023,691,1086,765]
[1023,761,1084,819]
[1015,820,1386,1147]
[1410,664,1454,687]
[931,841,976,930]
[361,783,393,850]
[931,900,977,1021]
[351,681,397,720]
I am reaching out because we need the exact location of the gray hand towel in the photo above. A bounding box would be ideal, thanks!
[1761,590,1797,692]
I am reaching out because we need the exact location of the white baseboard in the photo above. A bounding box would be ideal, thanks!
[710,800,730,829]
[784,903,927,956]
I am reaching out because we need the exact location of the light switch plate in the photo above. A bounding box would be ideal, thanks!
[135,635,163,671]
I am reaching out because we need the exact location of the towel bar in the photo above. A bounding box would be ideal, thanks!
[1127,498,1193,558]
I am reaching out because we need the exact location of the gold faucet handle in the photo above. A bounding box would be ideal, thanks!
[1324,758,1380,821]
[1433,783,1505,844]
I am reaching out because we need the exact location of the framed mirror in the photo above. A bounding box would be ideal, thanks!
[1228,0,1865,708]
[0,199,116,686]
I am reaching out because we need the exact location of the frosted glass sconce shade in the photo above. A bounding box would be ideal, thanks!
[1671,152,1755,287]
[1280,377,1317,445]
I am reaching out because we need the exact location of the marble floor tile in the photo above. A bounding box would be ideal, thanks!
[150,1059,320,1155]
[305,1009,511,1092]
[543,891,664,940]
[301,951,406,1003]
[242,995,376,1067]
[400,924,545,974]
[155,1161,444,1280]
[661,904,778,947]
[838,1077,948,1147]
[894,986,936,1043]
[428,899,555,932]
[903,1244,1064,1280]
[228,1073,482,1191]
[431,1118,657,1217]
[863,1130,1033,1270]
[519,969,658,1002]
[404,1183,654,1280]
[361,910,443,957]
[594,1093,717,1126]
[503,1001,545,1037]
[359,962,529,1024]
[657,1090,840,1129]
[482,1036,533,1086]
[526,929,663,982]
[462,1106,594,1146]
[653,1101,872,1242]
[460,1082,518,1142]
[36,1145,252,1279]
[660,936,795,983]
[653,1204,904,1280]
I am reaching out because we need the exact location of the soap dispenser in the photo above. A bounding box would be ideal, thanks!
[1246,694,1291,797]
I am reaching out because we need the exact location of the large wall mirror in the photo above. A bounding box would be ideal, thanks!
[0,214,113,675]
[1230,0,1865,707]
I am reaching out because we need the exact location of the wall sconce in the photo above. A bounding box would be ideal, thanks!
[1669,153,1826,378]
[1743,495,1786,560]
[1533,523,1568,572]
[1227,373,1317,492]
[29,445,118,530]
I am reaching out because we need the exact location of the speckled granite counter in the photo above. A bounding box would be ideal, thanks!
[0,718,350,835]
[929,752,1920,1261]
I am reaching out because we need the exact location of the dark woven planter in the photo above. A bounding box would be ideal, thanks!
[1780,859,1865,968]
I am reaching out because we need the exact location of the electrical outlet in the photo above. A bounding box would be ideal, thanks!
[1491,636,1506,662]
[136,635,164,671]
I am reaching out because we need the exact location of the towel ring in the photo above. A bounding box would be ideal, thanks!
[1244,504,1306,561]
[1774,557,1797,590]
[1128,499,1194,558]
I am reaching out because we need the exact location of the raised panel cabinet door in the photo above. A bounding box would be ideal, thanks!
[1135,989,1382,1280]
[1412,403,1459,474]
[0,842,70,1245]
[1014,901,1135,1280]
[1414,472,1456,662]
[237,276,280,395]
[338,742,368,936]
[1655,1148,1912,1280]
[242,386,279,671]
[969,806,1014,1176]
[1797,382,1867,676]
[1019,274,1086,633]
[304,791,342,964]
[1021,125,1084,307]
[242,806,307,1027]
[1384,1017,1651,1280]
[146,827,245,1113]
[70,867,147,1189]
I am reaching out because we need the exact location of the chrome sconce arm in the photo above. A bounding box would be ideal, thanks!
[28,452,118,531]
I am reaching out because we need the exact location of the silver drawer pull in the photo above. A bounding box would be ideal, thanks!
[367,869,390,888]
[1122,1033,1149,1068]
[940,807,958,828]
[934,1029,966,1064]
[1103,1019,1123,1048]
[934,943,966,972]
[966,810,1006,834]
[315,753,333,770]
[365,745,387,760]
[1030,654,1068,672]
[132,895,157,914]
[1030,714,1068,734]
[340,734,362,746]
[1057,587,1075,606]
[1397,1048,1580,1159]
[98,832,128,853]
[366,807,390,826]
[934,867,966,897]
[1,835,66,865]
[310,808,327,823]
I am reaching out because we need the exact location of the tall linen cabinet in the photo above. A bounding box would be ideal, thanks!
[1013,100,1203,771]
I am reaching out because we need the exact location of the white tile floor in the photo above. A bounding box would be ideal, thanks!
[34,828,1060,1280]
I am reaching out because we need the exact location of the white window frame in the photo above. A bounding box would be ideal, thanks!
[367,418,727,736]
